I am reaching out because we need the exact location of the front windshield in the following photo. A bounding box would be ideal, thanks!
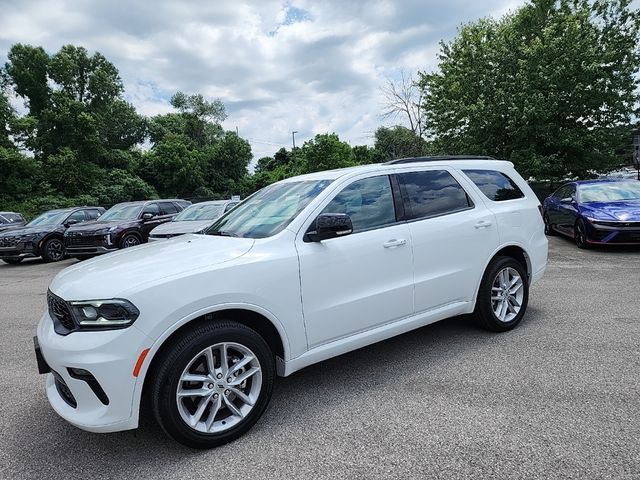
[27,210,70,227]
[173,203,225,221]
[99,204,143,221]
[207,180,333,239]
[0,213,22,224]
[579,182,640,203]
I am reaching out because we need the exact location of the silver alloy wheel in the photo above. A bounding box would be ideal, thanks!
[122,236,139,248]
[176,342,262,434]
[491,267,524,323]
[47,239,64,261]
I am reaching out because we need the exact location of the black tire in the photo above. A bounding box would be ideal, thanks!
[574,219,589,249]
[120,233,141,249]
[2,257,23,265]
[543,215,555,236]
[41,238,65,262]
[474,256,529,332]
[150,320,275,449]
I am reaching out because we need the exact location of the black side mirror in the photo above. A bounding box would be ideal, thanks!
[306,213,353,242]
[64,219,79,227]
[142,212,154,220]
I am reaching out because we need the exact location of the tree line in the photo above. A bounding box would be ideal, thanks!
[1,0,638,217]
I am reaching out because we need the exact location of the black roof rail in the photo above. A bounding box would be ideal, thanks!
[384,155,498,165]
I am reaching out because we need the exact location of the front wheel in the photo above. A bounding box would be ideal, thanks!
[121,233,141,249]
[150,320,275,449]
[544,215,555,236]
[474,256,529,332]
[574,219,589,249]
[41,238,65,262]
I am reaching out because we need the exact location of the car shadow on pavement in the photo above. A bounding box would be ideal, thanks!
[6,312,538,477]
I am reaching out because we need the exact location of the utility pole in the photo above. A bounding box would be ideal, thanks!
[292,131,298,151]
[235,126,239,136]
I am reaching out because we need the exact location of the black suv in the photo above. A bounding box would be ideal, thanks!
[0,207,105,264]
[64,199,189,258]
[0,212,27,233]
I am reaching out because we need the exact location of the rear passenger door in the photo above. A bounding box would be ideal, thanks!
[395,168,499,312]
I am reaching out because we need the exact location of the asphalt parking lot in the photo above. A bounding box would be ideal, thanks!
[0,236,639,480]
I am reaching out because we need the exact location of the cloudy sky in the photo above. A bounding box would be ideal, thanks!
[0,0,524,160]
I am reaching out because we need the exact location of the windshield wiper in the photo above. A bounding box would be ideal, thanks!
[210,230,238,237]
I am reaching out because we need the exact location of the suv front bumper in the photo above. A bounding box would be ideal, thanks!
[36,311,152,433]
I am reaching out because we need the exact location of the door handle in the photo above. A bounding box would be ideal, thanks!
[474,220,493,229]
[383,239,407,248]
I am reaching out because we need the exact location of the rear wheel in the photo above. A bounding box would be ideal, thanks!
[474,256,529,332]
[574,219,589,249]
[41,238,65,262]
[2,257,23,265]
[150,320,275,449]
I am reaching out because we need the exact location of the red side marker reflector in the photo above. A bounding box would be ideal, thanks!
[133,348,150,377]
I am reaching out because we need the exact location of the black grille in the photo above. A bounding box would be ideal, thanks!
[66,234,98,247]
[47,290,75,331]
[0,237,18,248]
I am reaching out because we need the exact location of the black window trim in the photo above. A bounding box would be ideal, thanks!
[303,169,478,241]
[303,173,401,241]
[393,170,476,224]
[462,169,526,203]
[65,209,87,223]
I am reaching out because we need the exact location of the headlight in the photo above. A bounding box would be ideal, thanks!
[68,299,140,329]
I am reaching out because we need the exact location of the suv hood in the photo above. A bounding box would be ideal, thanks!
[0,225,56,237]
[50,234,255,299]
[67,220,136,233]
[151,220,213,236]
[580,200,640,221]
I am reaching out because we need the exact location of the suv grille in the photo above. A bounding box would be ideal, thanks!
[0,236,18,248]
[47,290,75,330]
[66,235,97,246]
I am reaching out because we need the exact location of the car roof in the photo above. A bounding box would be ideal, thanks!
[279,158,514,183]
[574,179,638,186]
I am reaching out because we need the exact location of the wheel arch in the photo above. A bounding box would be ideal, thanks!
[119,229,143,247]
[137,305,288,419]
[472,243,531,306]
[37,232,64,255]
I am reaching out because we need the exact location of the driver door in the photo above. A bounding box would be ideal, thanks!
[296,174,414,348]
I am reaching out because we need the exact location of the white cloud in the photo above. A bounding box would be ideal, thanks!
[0,0,526,158]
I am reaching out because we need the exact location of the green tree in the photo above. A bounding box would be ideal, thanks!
[420,0,640,178]
[205,132,252,193]
[299,133,356,173]
[142,133,206,197]
[374,126,428,160]
[0,147,44,199]
[0,87,14,149]
[4,44,50,115]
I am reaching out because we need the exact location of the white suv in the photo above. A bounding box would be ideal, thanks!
[35,157,547,448]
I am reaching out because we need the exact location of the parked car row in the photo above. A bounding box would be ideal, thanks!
[0,197,241,264]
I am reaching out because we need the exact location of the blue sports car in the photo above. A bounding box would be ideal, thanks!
[542,179,640,248]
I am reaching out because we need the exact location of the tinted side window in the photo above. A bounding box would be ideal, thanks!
[85,209,102,220]
[67,211,86,223]
[142,203,160,216]
[159,202,179,215]
[463,169,525,201]
[322,175,396,233]
[397,170,473,220]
